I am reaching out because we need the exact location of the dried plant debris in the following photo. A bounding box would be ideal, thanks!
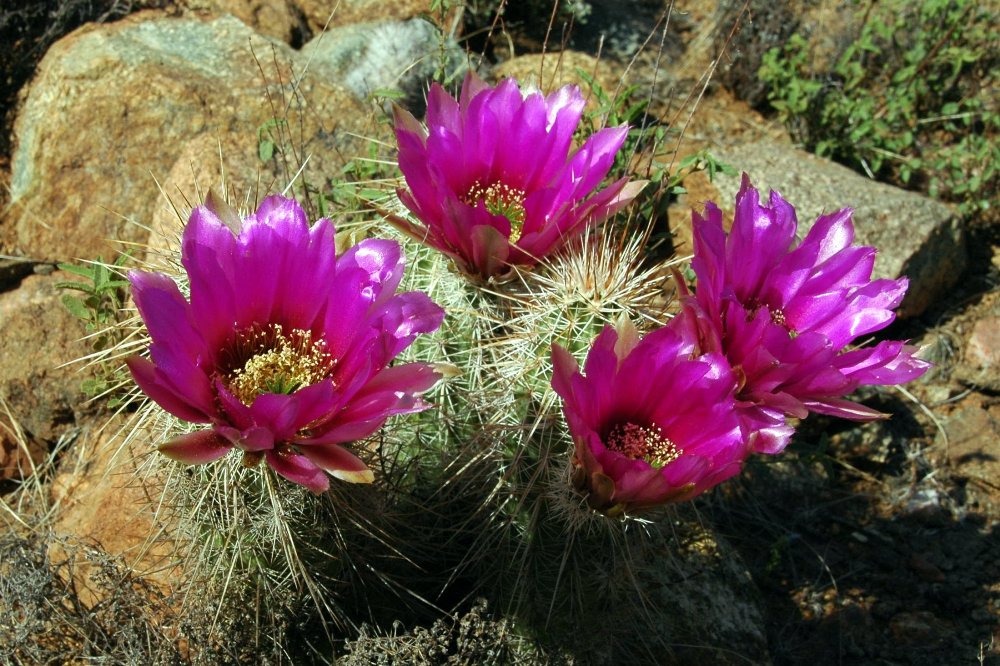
[340,598,547,666]
[0,533,179,665]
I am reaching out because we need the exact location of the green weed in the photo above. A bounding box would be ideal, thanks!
[759,0,998,218]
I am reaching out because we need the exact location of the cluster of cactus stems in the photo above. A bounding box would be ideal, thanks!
[67,70,929,663]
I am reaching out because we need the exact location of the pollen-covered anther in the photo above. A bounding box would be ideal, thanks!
[606,421,680,468]
[225,324,336,405]
[744,297,790,331]
[465,181,527,241]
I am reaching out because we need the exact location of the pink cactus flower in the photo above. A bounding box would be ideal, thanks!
[393,72,645,279]
[126,193,445,493]
[551,320,748,515]
[680,175,930,454]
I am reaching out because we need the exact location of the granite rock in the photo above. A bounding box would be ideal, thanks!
[4,12,368,263]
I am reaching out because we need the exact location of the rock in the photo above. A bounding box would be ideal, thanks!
[144,134,257,266]
[714,1,866,107]
[49,417,176,606]
[652,518,771,664]
[941,404,1000,489]
[302,17,467,113]
[187,0,310,44]
[714,0,803,107]
[955,309,1000,391]
[556,0,679,60]
[909,554,946,583]
[899,484,952,527]
[4,12,369,264]
[889,610,949,644]
[295,0,439,36]
[0,272,95,442]
[0,413,48,483]
[492,51,622,105]
[673,142,966,318]
[963,315,1000,391]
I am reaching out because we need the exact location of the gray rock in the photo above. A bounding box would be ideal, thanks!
[3,12,369,263]
[711,142,967,318]
[302,17,468,113]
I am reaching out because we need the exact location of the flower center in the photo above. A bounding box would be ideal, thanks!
[221,324,336,405]
[606,421,680,469]
[465,181,527,242]
[744,297,790,331]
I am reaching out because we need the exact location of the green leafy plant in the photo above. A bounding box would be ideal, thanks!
[56,254,130,348]
[758,0,998,218]
[319,139,399,217]
[56,254,131,399]
[256,117,288,162]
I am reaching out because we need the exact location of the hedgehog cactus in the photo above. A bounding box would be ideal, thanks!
[100,70,930,662]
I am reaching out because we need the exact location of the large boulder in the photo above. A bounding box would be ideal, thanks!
[3,11,368,264]
[295,0,438,35]
[492,51,623,104]
[301,17,468,112]
[189,0,310,44]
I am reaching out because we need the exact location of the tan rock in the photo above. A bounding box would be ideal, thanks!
[0,412,47,483]
[956,311,1000,391]
[941,404,1000,488]
[49,417,177,606]
[0,272,95,442]
[4,12,369,264]
[493,51,622,108]
[297,0,439,35]
[185,0,308,44]
[145,133,284,265]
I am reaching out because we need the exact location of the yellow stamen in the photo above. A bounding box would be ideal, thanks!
[744,297,790,331]
[222,324,335,405]
[465,181,527,242]
[606,421,680,468]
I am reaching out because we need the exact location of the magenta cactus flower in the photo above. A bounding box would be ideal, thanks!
[393,72,645,279]
[680,175,930,454]
[126,193,445,493]
[551,320,748,515]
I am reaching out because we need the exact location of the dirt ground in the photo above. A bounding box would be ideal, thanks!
[700,228,1000,664]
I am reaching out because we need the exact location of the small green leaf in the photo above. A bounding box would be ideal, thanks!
[93,263,109,290]
[259,139,274,162]
[61,294,91,320]
[54,282,94,294]
[56,263,95,279]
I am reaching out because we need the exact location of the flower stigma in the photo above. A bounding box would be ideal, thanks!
[222,324,336,405]
[465,181,527,242]
[606,421,680,468]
